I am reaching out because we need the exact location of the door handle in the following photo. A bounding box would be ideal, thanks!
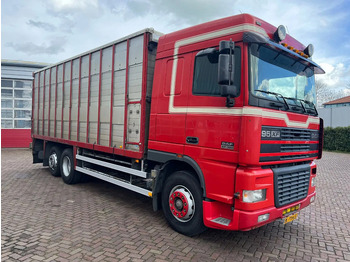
[186,137,198,144]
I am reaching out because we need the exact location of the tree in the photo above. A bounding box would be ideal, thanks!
[315,79,341,108]
[346,82,350,90]
[315,79,328,107]
[315,79,327,93]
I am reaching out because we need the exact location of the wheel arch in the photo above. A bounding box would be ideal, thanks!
[43,141,68,166]
[147,150,206,211]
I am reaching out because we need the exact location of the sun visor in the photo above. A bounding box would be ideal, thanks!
[243,32,325,74]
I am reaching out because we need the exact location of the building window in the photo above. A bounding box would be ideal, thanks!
[1,79,32,129]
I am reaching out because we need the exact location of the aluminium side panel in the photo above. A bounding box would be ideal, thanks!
[70,58,80,141]
[88,51,100,144]
[111,41,127,148]
[38,71,45,136]
[55,64,63,137]
[31,29,159,158]
[62,61,71,139]
[125,35,144,151]
[79,55,90,142]
[128,35,143,102]
[44,70,50,136]
[50,67,56,136]
[99,46,113,147]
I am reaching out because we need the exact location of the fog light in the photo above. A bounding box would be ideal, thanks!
[311,177,315,187]
[258,213,270,223]
[242,189,266,203]
[274,25,286,42]
[310,196,315,203]
[304,44,314,57]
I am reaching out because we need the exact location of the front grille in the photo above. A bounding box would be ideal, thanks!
[280,154,310,160]
[280,144,310,152]
[273,164,310,207]
[280,128,311,140]
[260,126,320,163]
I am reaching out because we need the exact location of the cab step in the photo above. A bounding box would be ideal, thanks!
[211,217,231,226]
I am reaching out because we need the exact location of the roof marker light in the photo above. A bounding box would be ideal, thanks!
[274,25,286,42]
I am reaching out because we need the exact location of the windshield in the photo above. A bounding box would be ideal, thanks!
[249,43,317,114]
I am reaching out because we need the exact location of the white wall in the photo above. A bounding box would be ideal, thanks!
[318,107,350,127]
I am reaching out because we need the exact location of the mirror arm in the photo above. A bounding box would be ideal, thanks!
[227,39,234,106]
[228,39,233,86]
[226,95,235,107]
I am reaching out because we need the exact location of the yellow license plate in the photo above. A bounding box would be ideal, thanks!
[284,213,298,224]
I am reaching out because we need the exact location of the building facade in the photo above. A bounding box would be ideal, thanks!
[318,95,350,128]
[1,60,49,148]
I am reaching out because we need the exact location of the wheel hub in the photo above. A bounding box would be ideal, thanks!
[62,156,71,177]
[49,153,58,170]
[169,186,194,222]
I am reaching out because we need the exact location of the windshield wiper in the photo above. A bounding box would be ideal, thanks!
[303,100,318,115]
[254,90,290,110]
[285,97,307,113]
[285,97,318,116]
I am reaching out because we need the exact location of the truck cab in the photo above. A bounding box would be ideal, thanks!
[148,14,324,234]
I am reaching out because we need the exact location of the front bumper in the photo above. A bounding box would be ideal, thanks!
[203,191,316,231]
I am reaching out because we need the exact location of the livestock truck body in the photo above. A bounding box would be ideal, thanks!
[32,14,324,236]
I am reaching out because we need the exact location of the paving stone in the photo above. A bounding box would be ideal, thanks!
[1,149,350,261]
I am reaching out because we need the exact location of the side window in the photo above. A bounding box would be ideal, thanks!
[192,47,241,96]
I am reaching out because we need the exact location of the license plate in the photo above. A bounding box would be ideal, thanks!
[284,212,298,224]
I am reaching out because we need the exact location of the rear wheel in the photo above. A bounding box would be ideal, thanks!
[161,171,206,236]
[48,146,61,177]
[60,148,81,184]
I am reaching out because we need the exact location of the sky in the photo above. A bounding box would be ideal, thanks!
[2,0,350,105]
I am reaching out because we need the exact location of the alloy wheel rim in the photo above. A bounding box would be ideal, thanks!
[169,185,195,222]
[62,156,71,177]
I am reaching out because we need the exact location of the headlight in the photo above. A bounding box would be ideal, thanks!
[242,189,266,203]
[311,177,315,187]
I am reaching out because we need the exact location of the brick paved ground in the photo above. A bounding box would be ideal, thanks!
[1,149,350,262]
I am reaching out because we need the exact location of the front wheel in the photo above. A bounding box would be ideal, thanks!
[60,148,81,184]
[161,171,206,236]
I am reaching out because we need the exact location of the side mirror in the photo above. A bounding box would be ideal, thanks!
[221,85,239,97]
[218,40,235,86]
[218,40,238,107]
[218,54,234,85]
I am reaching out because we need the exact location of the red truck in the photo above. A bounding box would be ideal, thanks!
[32,14,324,236]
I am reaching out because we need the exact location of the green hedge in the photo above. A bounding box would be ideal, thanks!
[323,126,350,152]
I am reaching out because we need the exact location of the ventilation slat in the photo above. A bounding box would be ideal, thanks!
[275,166,310,207]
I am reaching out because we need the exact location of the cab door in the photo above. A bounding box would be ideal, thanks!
[185,43,243,152]
[184,42,243,203]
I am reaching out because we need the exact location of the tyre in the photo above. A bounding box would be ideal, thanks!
[48,146,61,177]
[60,148,81,184]
[161,171,207,236]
